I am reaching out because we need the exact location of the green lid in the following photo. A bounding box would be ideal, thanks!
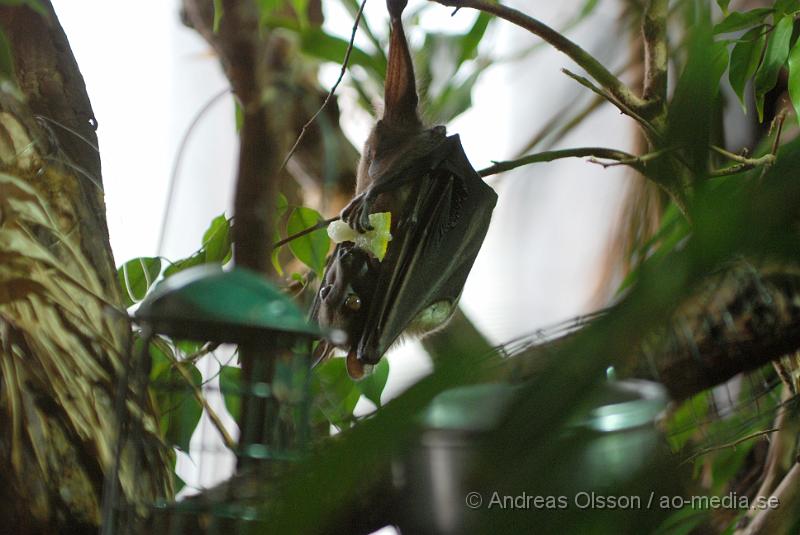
[136,265,321,342]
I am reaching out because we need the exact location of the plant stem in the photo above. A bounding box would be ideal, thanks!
[272,216,339,249]
[479,147,638,177]
[280,0,368,170]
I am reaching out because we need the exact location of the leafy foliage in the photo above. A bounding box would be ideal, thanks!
[219,365,242,420]
[117,257,161,308]
[108,0,800,532]
[147,338,203,453]
[286,206,329,275]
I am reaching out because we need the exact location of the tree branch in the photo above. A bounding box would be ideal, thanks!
[478,147,638,177]
[428,0,646,113]
[641,0,668,112]
[495,263,800,403]
[738,461,800,535]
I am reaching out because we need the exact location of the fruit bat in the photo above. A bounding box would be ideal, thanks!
[310,0,497,378]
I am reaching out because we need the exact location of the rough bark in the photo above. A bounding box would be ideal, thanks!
[0,2,117,296]
[499,262,800,402]
[0,3,171,533]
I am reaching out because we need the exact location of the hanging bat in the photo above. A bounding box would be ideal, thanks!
[311,0,497,378]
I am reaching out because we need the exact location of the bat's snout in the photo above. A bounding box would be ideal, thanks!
[346,348,374,380]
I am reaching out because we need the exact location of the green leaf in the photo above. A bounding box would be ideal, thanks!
[290,0,309,27]
[219,365,242,421]
[429,67,485,123]
[234,101,244,132]
[202,214,231,263]
[275,192,288,218]
[173,469,186,495]
[774,0,799,17]
[287,207,329,275]
[312,357,361,427]
[176,339,203,356]
[457,13,491,66]
[728,27,767,111]
[163,252,205,278]
[357,358,390,407]
[148,340,203,453]
[297,28,386,82]
[652,506,710,535]
[788,38,800,123]
[665,391,709,451]
[716,0,730,15]
[713,8,772,34]
[212,0,223,32]
[578,0,599,18]
[754,15,793,121]
[271,228,284,276]
[667,14,728,175]
[258,0,283,20]
[0,0,47,16]
[117,257,162,308]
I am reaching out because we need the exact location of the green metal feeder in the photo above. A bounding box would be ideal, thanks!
[133,263,327,456]
[103,265,325,534]
[135,264,322,343]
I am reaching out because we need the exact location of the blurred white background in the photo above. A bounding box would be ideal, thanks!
[51,0,633,500]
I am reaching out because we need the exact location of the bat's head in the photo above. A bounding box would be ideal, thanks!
[314,243,381,377]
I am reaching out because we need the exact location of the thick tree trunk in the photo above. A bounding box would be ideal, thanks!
[0,3,171,533]
[0,2,117,296]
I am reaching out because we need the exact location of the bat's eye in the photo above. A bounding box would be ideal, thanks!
[344,294,362,311]
[319,285,333,300]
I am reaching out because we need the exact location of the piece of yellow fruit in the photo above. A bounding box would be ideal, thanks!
[327,212,392,261]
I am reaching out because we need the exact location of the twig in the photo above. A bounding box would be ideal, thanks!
[561,68,659,140]
[429,0,646,113]
[709,145,776,177]
[478,147,639,177]
[509,59,637,160]
[158,87,232,256]
[341,0,386,66]
[587,147,675,168]
[279,0,368,171]
[34,114,100,153]
[681,427,779,465]
[153,338,237,450]
[183,342,221,365]
[710,160,775,177]
[757,109,787,180]
[736,461,800,534]
[272,215,339,249]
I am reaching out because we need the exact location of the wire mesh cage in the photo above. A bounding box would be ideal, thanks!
[100,265,320,534]
[96,252,800,534]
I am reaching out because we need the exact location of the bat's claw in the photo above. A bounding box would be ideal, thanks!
[341,193,375,233]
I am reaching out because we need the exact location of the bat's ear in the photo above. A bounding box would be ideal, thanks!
[311,339,335,367]
[383,0,420,129]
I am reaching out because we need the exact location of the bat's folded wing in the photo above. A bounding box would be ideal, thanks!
[357,135,498,364]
